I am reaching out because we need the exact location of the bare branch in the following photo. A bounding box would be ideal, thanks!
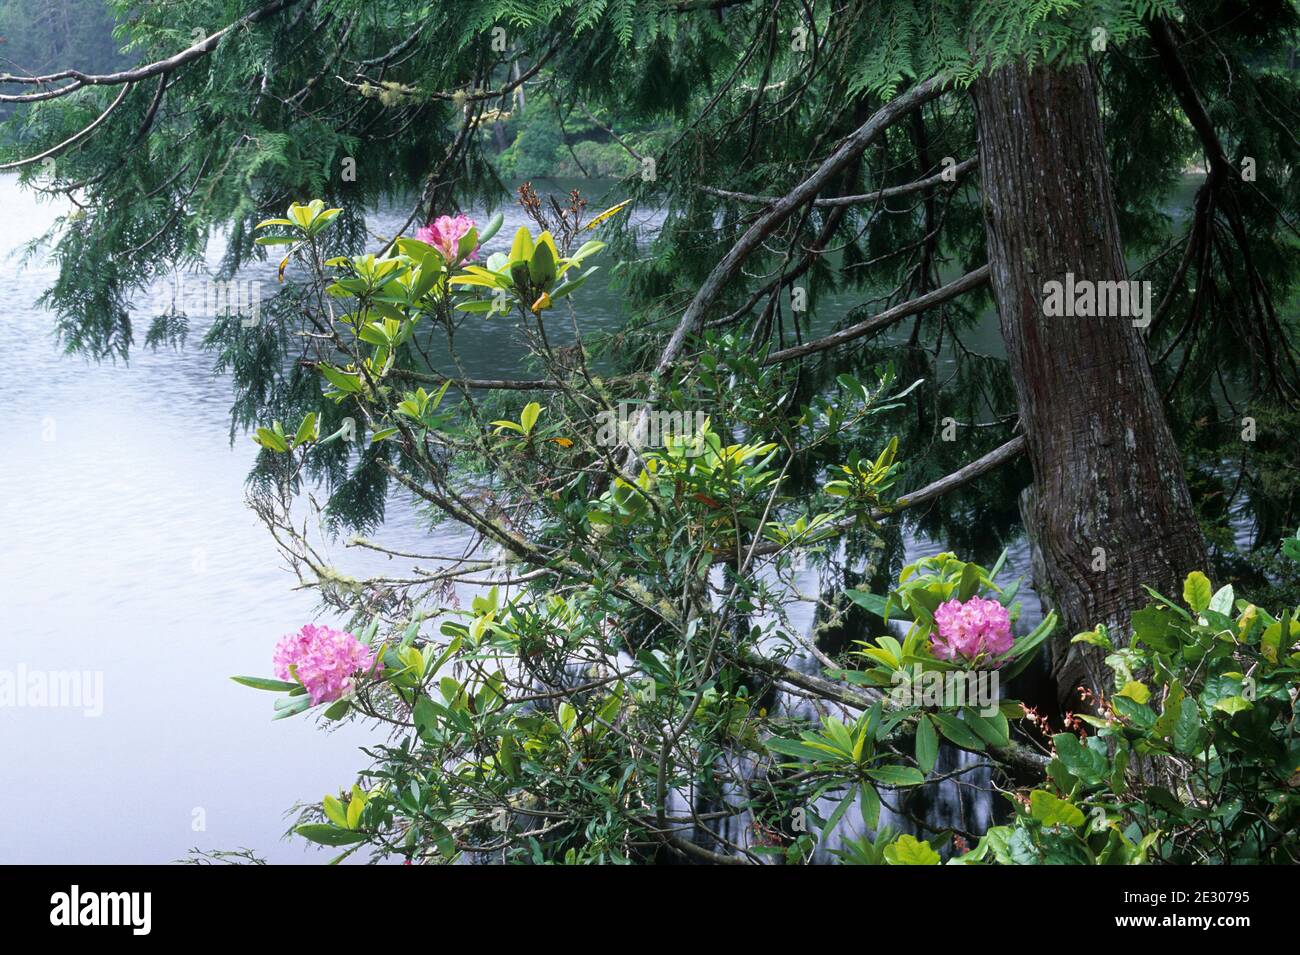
[891,434,1026,510]
[654,76,951,377]
[763,265,989,364]
[393,368,568,391]
[0,0,303,96]
[700,156,977,207]
[0,81,134,170]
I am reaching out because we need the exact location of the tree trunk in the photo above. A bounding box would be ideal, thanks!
[971,61,1206,703]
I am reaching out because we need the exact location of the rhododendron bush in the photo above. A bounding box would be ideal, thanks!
[230,197,1300,865]
[956,571,1300,865]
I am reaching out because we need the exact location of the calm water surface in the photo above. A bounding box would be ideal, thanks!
[0,180,366,862]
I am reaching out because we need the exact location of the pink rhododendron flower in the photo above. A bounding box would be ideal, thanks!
[931,596,1013,664]
[273,624,377,705]
[416,213,477,262]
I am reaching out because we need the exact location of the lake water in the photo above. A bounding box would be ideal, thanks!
[0,180,368,863]
[0,174,1038,863]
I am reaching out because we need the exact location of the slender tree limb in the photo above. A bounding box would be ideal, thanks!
[669,0,757,12]
[620,76,952,464]
[742,434,1026,561]
[700,156,977,207]
[654,76,950,378]
[392,368,568,391]
[891,434,1026,509]
[744,653,1050,777]
[0,0,303,94]
[0,81,134,170]
[131,74,170,146]
[0,80,85,103]
[343,39,559,104]
[763,265,989,363]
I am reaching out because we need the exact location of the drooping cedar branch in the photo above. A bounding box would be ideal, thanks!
[1145,16,1300,404]
[620,76,954,463]
[0,0,303,96]
[0,80,134,170]
[0,0,306,183]
[655,76,951,375]
[342,40,559,103]
[706,200,851,333]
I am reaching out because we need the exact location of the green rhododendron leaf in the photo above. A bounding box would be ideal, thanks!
[1030,790,1085,828]
[915,714,938,774]
[322,795,348,828]
[865,765,925,787]
[295,824,367,846]
[932,712,984,750]
[883,833,940,865]
[1183,571,1212,613]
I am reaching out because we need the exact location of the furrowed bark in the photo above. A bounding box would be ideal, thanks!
[971,61,1206,702]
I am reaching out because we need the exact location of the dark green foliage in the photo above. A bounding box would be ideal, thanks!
[3,0,1299,604]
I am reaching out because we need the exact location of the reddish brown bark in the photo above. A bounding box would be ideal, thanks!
[971,61,1206,700]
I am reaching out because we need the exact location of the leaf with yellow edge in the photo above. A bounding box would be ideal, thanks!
[322,794,348,828]
[529,236,557,286]
[1116,681,1150,704]
[535,230,560,260]
[508,225,534,263]
[449,273,506,288]
[346,787,366,829]
[883,833,940,865]
[584,199,632,231]
[1183,571,1212,614]
[520,402,541,435]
